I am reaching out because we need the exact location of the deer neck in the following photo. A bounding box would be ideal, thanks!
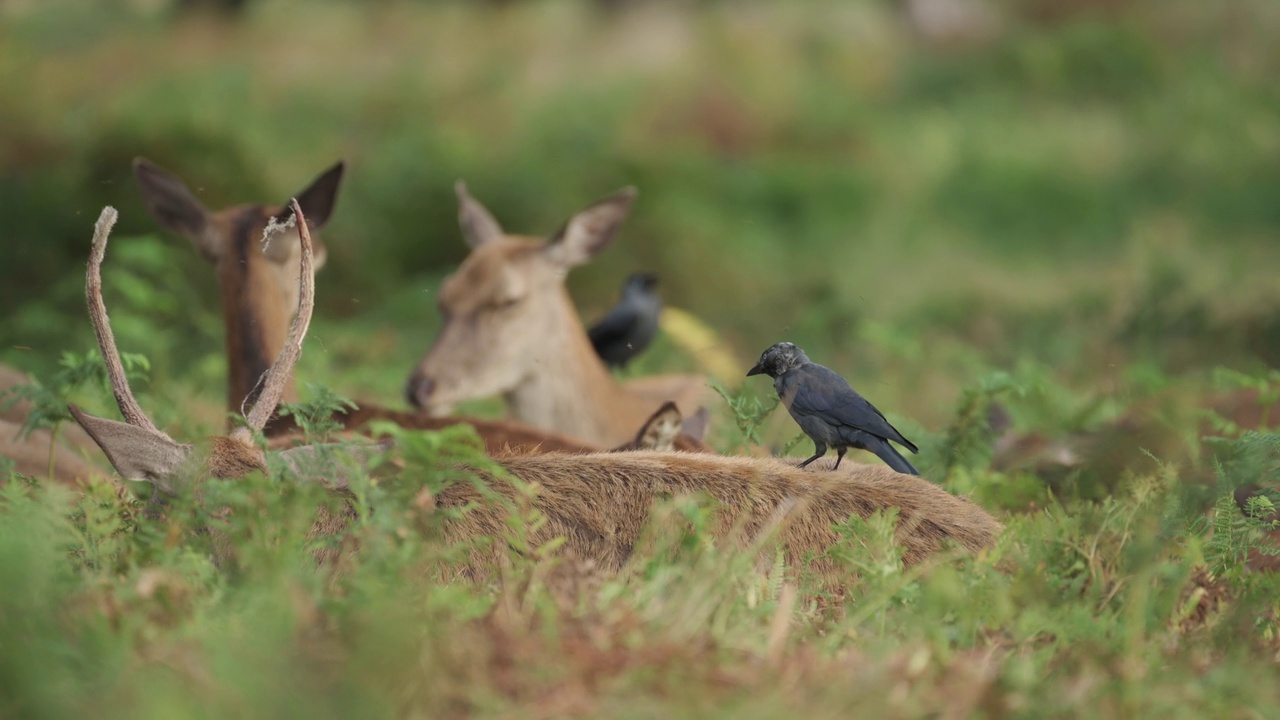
[217,215,297,423]
[504,288,651,446]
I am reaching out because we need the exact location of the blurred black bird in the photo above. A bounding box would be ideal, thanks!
[747,342,920,475]
[588,272,662,369]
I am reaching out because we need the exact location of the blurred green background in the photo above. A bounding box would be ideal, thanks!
[2,0,1279,436]
[4,4,1280,716]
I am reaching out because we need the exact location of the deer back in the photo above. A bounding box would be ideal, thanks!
[436,452,1002,576]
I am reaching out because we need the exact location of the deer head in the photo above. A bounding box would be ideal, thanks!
[611,402,713,453]
[133,157,343,419]
[404,183,637,424]
[69,201,318,496]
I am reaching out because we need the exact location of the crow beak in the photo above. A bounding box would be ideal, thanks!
[746,363,764,377]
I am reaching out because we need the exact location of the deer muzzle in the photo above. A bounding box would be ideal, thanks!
[404,372,437,411]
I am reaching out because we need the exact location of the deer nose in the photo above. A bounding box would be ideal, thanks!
[405,374,436,409]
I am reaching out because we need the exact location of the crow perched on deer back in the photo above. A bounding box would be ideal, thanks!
[747,342,920,475]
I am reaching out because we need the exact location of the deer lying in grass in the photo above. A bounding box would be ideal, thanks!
[266,402,712,455]
[0,418,105,484]
[988,388,1279,490]
[1,364,108,484]
[134,157,696,456]
[72,205,1002,574]
[405,183,711,447]
[0,377,678,486]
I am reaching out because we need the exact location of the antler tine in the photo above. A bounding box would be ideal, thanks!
[231,198,315,443]
[86,207,159,433]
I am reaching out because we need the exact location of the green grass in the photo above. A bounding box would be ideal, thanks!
[4,0,1280,716]
[2,393,1280,719]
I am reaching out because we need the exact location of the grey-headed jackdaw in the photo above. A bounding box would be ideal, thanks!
[746,342,920,475]
[588,272,661,369]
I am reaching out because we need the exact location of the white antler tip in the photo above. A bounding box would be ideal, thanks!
[92,207,119,252]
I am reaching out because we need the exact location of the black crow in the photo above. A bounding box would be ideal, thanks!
[746,342,920,474]
[588,272,662,368]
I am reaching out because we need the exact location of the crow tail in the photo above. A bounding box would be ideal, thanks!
[868,437,920,476]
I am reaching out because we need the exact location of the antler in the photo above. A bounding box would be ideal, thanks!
[86,206,159,432]
[230,198,315,444]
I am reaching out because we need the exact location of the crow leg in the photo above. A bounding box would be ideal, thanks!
[798,442,827,469]
[833,446,847,471]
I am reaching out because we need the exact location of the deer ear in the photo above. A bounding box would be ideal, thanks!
[681,406,710,442]
[68,404,194,490]
[544,187,637,268]
[634,401,683,451]
[455,181,505,248]
[290,161,344,229]
[262,162,343,267]
[132,157,219,260]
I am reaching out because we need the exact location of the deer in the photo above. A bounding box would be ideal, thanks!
[1,363,109,484]
[132,156,343,423]
[405,183,711,448]
[0,417,106,484]
[131,157,706,456]
[71,204,1003,576]
[987,387,1280,493]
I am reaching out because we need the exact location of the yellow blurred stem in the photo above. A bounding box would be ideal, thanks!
[660,306,741,384]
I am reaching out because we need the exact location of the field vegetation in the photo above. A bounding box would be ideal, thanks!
[2,0,1280,716]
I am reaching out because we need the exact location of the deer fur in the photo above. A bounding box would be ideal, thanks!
[267,402,712,455]
[405,183,710,447]
[432,452,999,571]
[0,419,107,484]
[989,388,1278,488]
[0,363,107,485]
[134,157,649,454]
[0,363,35,426]
[69,205,1003,578]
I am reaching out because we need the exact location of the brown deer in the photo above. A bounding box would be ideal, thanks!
[133,156,343,421]
[988,387,1278,490]
[133,157,686,456]
[266,403,712,455]
[0,419,106,484]
[1,364,108,484]
[72,205,1002,575]
[405,183,710,447]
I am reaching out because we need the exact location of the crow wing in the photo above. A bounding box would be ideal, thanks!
[782,364,919,453]
[588,304,640,354]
